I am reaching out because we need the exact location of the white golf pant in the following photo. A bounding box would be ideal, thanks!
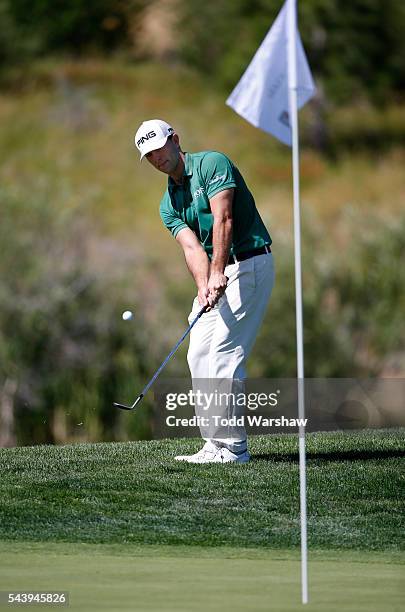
[187,252,275,452]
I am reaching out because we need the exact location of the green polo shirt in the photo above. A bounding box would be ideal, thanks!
[159,151,271,258]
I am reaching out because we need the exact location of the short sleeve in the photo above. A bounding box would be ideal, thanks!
[160,197,189,239]
[201,152,237,199]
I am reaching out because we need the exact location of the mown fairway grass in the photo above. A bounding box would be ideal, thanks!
[0,430,404,611]
[0,543,403,612]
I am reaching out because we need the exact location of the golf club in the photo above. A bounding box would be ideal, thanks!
[114,304,208,410]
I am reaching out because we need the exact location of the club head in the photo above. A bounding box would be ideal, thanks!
[113,394,143,411]
[113,402,136,411]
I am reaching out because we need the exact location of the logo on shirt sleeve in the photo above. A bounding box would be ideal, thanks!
[208,173,227,185]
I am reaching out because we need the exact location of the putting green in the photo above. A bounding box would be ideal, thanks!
[0,543,403,611]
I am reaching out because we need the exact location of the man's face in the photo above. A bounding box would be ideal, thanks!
[145,135,181,175]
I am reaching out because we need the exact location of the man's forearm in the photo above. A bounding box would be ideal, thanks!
[183,244,210,292]
[210,218,233,273]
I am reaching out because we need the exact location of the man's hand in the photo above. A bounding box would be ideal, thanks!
[207,271,228,308]
[197,285,210,308]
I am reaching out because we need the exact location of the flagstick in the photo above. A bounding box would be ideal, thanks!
[287,0,308,604]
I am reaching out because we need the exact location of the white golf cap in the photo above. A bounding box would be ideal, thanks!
[134,119,175,160]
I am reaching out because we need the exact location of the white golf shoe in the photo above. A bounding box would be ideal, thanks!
[175,441,250,464]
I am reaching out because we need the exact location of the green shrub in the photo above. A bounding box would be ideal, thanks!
[250,213,405,377]
[0,187,151,445]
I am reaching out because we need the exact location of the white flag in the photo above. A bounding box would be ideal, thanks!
[226,0,315,146]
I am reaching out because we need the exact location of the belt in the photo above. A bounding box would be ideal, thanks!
[227,244,271,265]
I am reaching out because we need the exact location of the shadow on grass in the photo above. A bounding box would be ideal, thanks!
[251,449,405,463]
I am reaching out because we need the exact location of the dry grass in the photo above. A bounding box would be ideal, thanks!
[1,59,404,261]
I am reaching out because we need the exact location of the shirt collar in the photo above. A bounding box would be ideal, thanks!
[184,152,193,177]
[168,153,193,190]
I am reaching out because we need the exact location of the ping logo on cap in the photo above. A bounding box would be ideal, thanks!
[136,131,157,147]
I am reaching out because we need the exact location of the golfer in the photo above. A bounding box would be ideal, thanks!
[135,119,275,463]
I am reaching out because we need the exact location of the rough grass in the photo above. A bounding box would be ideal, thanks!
[0,430,403,551]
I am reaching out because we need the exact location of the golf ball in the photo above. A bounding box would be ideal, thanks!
[122,310,133,321]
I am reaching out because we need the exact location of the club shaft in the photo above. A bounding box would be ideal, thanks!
[139,305,206,398]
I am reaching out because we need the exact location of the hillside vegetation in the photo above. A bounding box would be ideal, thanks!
[0,59,404,445]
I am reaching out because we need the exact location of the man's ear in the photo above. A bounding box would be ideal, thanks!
[172,133,181,149]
